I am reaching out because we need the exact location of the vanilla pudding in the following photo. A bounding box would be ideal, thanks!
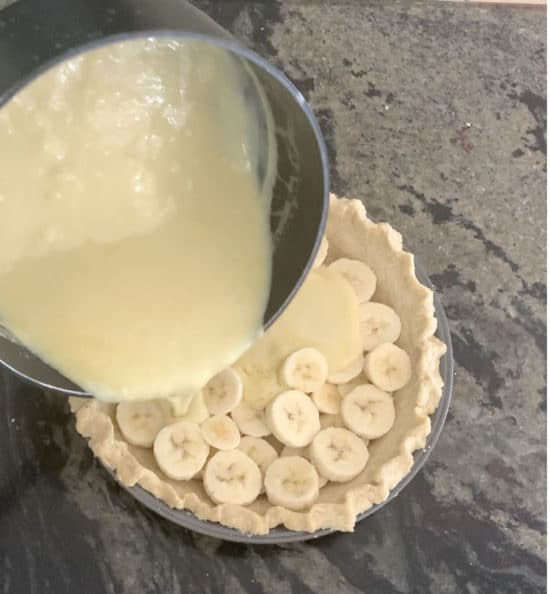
[0,38,276,401]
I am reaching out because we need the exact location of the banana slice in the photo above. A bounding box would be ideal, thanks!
[280,348,328,393]
[153,420,210,480]
[319,412,345,429]
[203,368,243,415]
[266,390,320,447]
[264,456,319,511]
[176,391,209,424]
[238,436,278,493]
[310,427,369,482]
[238,436,278,475]
[200,415,241,450]
[318,475,329,488]
[341,384,395,439]
[311,383,341,414]
[329,258,376,303]
[327,353,364,385]
[203,450,262,505]
[359,302,402,351]
[116,400,168,448]
[313,235,329,268]
[364,343,412,392]
[231,401,270,437]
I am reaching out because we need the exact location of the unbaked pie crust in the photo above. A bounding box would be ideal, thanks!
[70,195,446,534]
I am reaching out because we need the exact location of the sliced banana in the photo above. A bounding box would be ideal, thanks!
[280,347,328,393]
[153,420,209,480]
[329,258,376,303]
[327,353,364,385]
[116,400,168,448]
[264,456,319,511]
[200,415,241,450]
[231,401,270,437]
[310,427,369,482]
[203,450,262,505]
[203,368,243,415]
[238,436,278,475]
[319,412,345,429]
[341,384,395,439]
[359,302,402,351]
[238,436,278,493]
[311,383,341,414]
[364,343,412,392]
[266,390,320,447]
[313,235,329,268]
[318,475,329,488]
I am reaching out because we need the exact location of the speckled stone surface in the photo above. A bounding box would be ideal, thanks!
[0,1,546,593]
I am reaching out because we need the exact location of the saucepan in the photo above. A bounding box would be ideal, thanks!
[0,0,329,395]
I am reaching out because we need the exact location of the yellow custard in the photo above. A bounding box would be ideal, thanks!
[0,38,275,401]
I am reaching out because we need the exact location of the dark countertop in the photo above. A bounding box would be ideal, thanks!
[0,1,546,593]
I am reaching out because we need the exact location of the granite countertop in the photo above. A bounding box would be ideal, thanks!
[0,1,546,593]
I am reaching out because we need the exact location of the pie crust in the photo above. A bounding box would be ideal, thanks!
[70,195,447,534]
